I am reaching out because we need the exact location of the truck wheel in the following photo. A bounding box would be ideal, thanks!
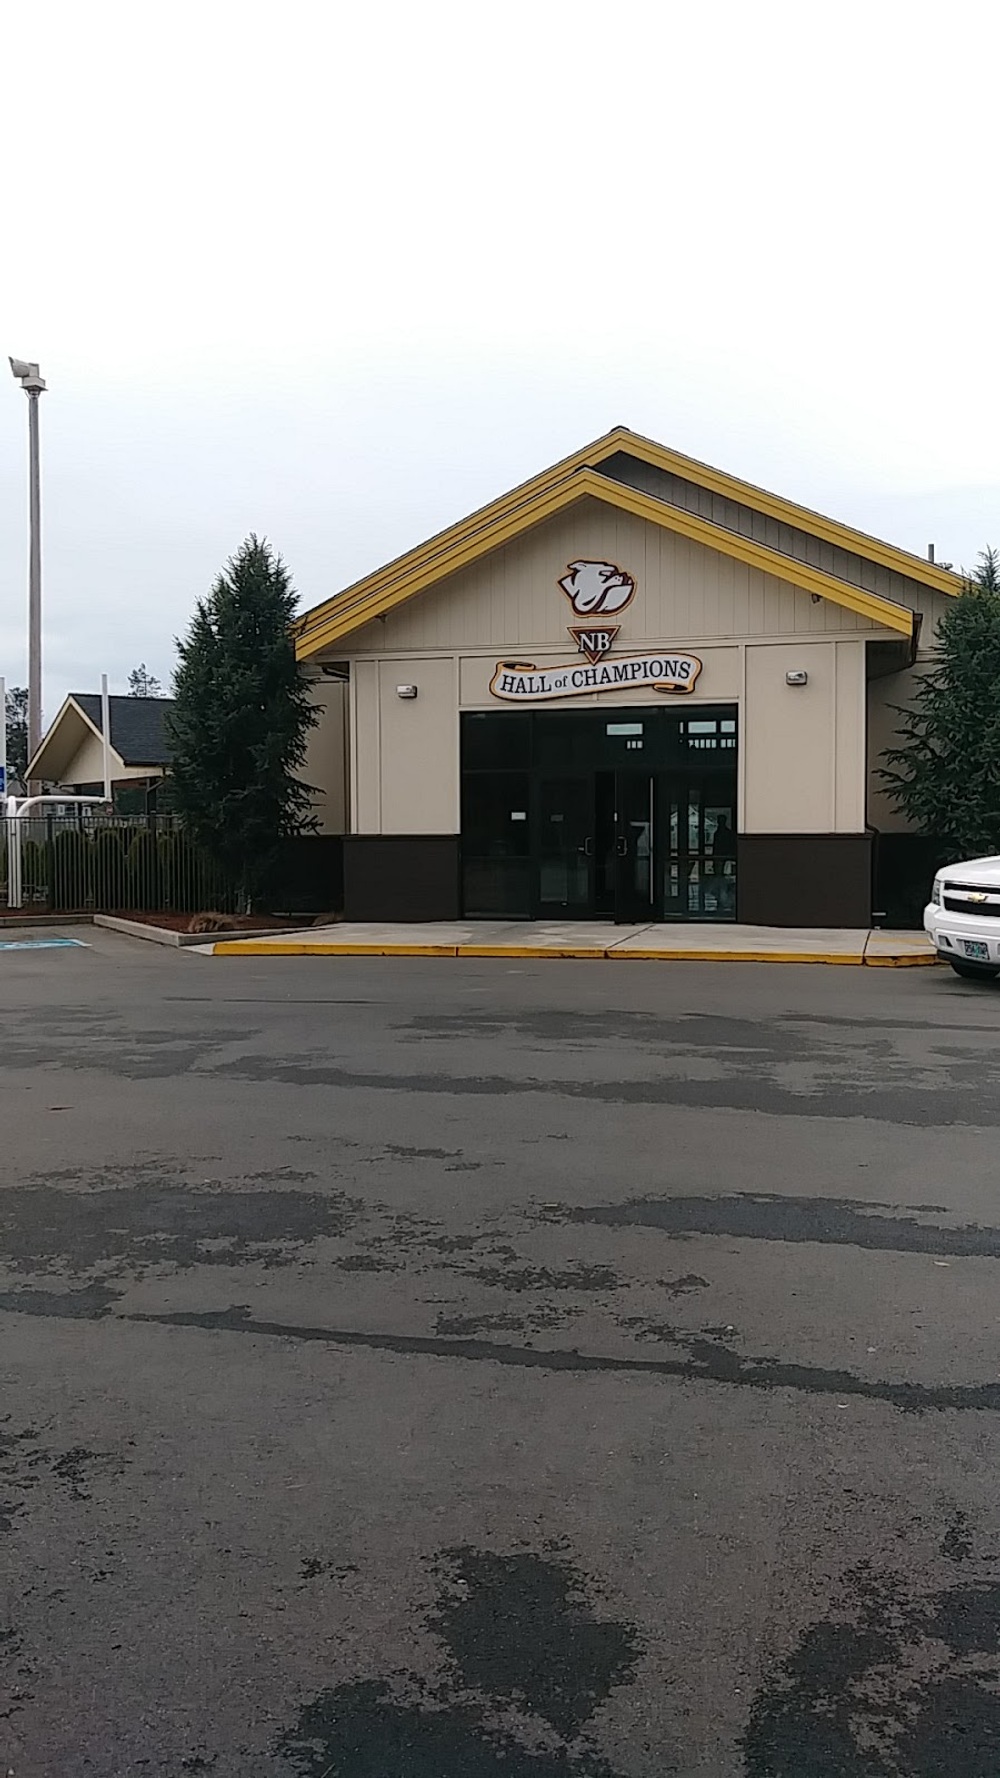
[948,958,1000,981]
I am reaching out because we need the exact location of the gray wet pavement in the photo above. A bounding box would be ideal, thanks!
[3,930,1000,1775]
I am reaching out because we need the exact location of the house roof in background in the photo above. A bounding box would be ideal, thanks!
[70,694,175,765]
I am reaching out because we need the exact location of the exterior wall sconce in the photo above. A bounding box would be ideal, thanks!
[396,685,418,699]
[785,670,808,686]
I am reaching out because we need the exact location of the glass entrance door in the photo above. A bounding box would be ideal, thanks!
[461,706,738,924]
[535,777,594,916]
[664,775,737,920]
[614,773,657,924]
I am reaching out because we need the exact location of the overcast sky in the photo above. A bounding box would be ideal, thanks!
[1,0,997,718]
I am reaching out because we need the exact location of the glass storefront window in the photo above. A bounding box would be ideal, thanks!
[462,712,531,770]
[460,707,738,922]
[461,769,532,916]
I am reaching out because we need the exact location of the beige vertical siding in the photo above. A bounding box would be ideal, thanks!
[833,641,867,830]
[342,499,877,658]
[351,659,460,836]
[299,681,348,834]
[743,639,865,834]
[867,668,922,833]
[351,660,381,833]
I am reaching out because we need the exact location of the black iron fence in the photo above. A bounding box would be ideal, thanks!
[1,813,236,915]
[1,813,345,918]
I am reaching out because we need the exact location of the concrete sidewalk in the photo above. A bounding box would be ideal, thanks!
[207,921,937,966]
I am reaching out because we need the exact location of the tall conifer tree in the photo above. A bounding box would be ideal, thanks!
[169,537,316,902]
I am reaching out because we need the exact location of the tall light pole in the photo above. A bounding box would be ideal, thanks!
[9,357,46,794]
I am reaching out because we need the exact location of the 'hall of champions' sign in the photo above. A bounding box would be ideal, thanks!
[490,652,703,704]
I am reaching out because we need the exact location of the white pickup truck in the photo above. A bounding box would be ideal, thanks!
[925,857,1000,980]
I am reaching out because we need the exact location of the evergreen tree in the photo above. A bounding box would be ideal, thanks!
[5,686,28,783]
[128,664,164,697]
[168,537,317,904]
[880,548,1000,856]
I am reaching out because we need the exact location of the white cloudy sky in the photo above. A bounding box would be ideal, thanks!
[1,0,997,718]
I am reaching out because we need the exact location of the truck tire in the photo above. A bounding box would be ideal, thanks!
[948,958,1000,981]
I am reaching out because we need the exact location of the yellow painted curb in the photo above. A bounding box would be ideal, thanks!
[456,944,609,959]
[204,940,935,966]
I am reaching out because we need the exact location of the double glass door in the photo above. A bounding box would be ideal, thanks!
[536,771,736,922]
[536,773,657,924]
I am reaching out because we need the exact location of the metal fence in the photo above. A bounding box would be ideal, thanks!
[1,813,237,915]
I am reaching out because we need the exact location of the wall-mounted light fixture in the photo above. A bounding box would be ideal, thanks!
[396,685,418,700]
[785,669,808,687]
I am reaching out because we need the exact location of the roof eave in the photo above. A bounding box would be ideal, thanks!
[296,468,914,656]
[295,426,959,646]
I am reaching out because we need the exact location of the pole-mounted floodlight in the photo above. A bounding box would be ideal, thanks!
[9,358,46,394]
[8,355,46,788]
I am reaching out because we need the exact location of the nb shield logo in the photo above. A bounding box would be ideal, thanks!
[568,624,620,664]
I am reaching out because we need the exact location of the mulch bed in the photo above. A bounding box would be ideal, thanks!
[114,911,311,932]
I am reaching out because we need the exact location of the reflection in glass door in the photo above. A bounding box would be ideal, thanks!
[664,776,737,920]
[535,777,593,915]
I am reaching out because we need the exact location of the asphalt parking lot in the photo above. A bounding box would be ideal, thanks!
[3,930,1000,1776]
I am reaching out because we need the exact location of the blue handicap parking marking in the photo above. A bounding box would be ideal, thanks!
[0,938,88,951]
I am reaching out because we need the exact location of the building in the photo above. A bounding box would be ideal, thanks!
[297,427,961,926]
[27,694,175,809]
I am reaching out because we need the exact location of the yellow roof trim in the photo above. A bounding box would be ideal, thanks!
[585,475,913,633]
[600,429,964,601]
[295,426,959,648]
[295,427,632,646]
[296,469,914,657]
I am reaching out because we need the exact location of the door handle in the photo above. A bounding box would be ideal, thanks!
[580,836,593,857]
[616,837,628,857]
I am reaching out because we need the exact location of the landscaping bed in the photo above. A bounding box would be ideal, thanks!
[117,911,309,932]
[94,911,321,949]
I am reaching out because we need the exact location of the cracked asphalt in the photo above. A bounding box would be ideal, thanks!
[3,929,1000,1774]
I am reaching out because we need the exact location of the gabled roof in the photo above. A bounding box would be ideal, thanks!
[295,426,961,658]
[71,694,175,765]
[27,693,174,782]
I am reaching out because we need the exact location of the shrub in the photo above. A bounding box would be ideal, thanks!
[51,829,92,910]
[92,827,127,910]
[126,830,162,910]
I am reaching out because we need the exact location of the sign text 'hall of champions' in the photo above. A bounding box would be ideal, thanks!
[490,652,703,704]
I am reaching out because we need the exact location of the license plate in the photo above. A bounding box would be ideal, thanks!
[963,940,990,960]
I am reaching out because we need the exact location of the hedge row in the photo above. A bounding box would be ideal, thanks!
[1,826,235,913]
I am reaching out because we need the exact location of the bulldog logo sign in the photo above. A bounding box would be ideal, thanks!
[558,559,636,617]
[489,554,702,701]
[558,559,636,663]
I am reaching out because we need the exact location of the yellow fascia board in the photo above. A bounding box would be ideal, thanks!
[607,430,964,602]
[295,426,959,650]
[294,427,631,648]
[296,469,913,655]
[582,474,914,634]
[298,475,595,654]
